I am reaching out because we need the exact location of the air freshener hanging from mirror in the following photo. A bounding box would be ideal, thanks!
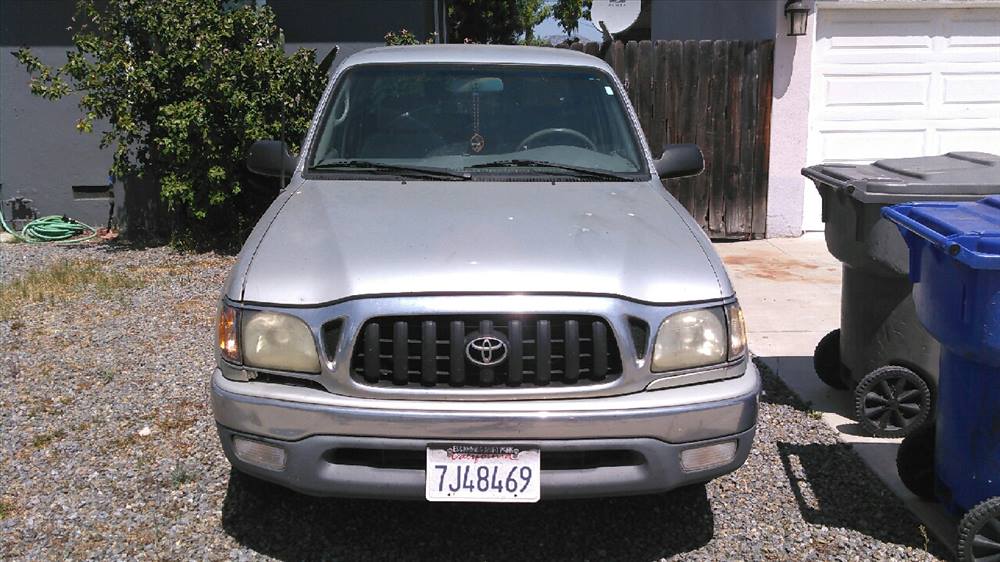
[469,88,485,153]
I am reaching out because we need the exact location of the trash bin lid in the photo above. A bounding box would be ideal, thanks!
[802,152,1000,204]
[883,196,1000,270]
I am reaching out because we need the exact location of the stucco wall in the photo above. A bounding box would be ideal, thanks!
[765,0,815,237]
[0,0,435,230]
[0,0,115,228]
[271,0,436,64]
[652,0,777,41]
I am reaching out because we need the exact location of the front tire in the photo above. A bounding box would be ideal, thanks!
[813,329,848,390]
[896,422,936,499]
[854,366,932,438]
[958,497,1000,562]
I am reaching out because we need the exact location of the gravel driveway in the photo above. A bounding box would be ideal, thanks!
[1,242,948,560]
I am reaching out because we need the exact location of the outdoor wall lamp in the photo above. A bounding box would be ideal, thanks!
[784,0,809,36]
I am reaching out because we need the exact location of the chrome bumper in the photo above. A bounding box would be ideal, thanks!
[211,362,759,443]
[218,426,757,499]
[211,362,760,499]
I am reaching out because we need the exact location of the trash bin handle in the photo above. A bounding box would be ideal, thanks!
[801,167,848,190]
[883,207,959,255]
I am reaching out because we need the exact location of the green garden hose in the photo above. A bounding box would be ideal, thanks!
[0,211,97,244]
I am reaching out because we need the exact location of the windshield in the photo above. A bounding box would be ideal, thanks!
[308,64,646,179]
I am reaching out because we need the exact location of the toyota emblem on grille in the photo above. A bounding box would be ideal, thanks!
[466,336,508,367]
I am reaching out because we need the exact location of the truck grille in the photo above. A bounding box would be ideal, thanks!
[350,315,622,388]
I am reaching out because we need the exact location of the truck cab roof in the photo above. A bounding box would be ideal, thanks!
[340,44,613,72]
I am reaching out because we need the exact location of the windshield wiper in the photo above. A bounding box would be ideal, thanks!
[311,160,471,180]
[467,159,634,181]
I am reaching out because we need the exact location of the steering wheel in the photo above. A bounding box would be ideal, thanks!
[518,128,597,151]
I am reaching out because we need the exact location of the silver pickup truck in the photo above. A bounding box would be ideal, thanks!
[213,45,760,503]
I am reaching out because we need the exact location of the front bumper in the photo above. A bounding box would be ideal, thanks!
[212,363,760,499]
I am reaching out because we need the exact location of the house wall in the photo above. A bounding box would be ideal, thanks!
[0,0,435,229]
[651,0,778,41]
[271,0,436,65]
[766,0,815,237]
[0,0,116,229]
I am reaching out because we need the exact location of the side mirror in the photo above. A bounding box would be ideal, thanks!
[318,45,340,75]
[655,144,704,179]
[246,140,297,178]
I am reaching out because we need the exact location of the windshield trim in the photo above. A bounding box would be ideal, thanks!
[302,61,650,182]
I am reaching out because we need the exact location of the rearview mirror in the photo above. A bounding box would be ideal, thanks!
[655,144,704,179]
[246,140,297,179]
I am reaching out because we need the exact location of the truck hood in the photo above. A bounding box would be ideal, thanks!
[237,180,728,305]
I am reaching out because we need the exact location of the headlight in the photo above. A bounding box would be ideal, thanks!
[242,310,320,373]
[651,307,728,372]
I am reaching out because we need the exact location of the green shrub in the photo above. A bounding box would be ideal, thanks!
[384,29,436,46]
[13,0,326,247]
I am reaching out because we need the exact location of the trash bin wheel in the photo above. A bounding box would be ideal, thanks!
[854,366,932,438]
[895,422,936,499]
[813,329,848,390]
[958,497,1000,562]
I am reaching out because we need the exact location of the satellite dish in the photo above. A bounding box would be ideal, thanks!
[589,0,641,34]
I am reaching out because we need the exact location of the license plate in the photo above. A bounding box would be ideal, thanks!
[425,444,540,503]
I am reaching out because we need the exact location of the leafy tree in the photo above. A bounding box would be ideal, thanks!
[447,0,522,44]
[517,0,551,43]
[13,0,326,247]
[447,0,550,44]
[553,0,593,37]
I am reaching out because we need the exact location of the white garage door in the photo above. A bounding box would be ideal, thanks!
[805,6,1000,231]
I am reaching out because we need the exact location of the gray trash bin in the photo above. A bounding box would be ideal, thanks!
[802,151,1000,438]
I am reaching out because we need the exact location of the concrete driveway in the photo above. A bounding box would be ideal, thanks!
[714,233,957,549]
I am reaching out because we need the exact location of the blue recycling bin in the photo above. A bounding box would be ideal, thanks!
[885,196,1000,560]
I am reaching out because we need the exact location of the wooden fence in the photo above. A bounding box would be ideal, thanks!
[562,40,774,239]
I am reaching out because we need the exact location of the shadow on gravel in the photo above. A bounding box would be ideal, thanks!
[757,358,949,558]
[221,470,715,561]
[754,356,810,411]
[755,355,858,419]
[777,442,948,558]
[91,237,242,255]
[91,237,169,252]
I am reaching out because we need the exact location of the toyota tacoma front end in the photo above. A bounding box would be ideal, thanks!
[212,45,760,502]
